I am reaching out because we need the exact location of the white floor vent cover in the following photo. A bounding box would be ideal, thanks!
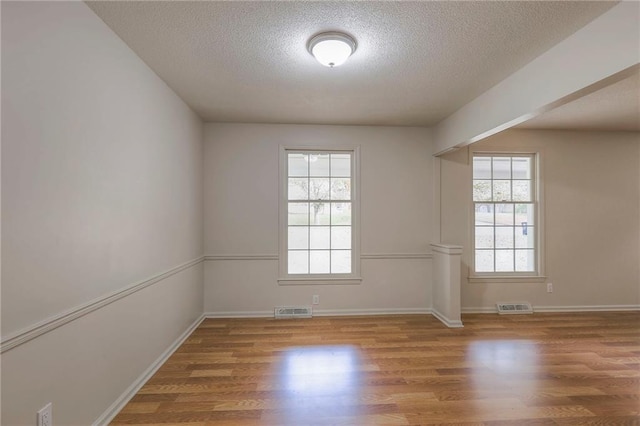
[496,302,533,315]
[274,306,312,319]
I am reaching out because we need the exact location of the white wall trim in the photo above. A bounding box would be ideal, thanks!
[278,277,363,286]
[430,244,463,255]
[205,308,432,318]
[313,308,431,316]
[205,254,278,261]
[204,253,433,261]
[467,276,547,284]
[431,308,464,328]
[533,305,640,313]
[461,307,497,314]
[0,256,205,353]
[361,253,433,260]
[205,311,274,318]
[93,313,206,426]
[462,305,640,314]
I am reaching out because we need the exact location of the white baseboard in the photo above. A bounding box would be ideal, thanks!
[313,308,431,316]
[461,307,497,314]
[462,305,640,314]
[93,313,206,426]
[431,309,464,328]
[205,311,274,318]
[533,304,640,312]
[204,308,432,319]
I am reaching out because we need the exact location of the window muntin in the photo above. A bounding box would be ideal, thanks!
[473,154,536,274]
[286,151,354,275]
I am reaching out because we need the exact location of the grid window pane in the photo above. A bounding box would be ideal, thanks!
[310,226,330,250]
[309,154,330,177]
[309,178,330,200]
[512,157,531,179]
[496,250,514,272]
[475,227,494,249]
[288,251,308,274]
[310,202,330,225]
[492,157,511,179]
[331,250,351,273]
[495,227,514,248]
[310,250,330,273]
[513,180,531,202]
[288,153,309,177]
[495,204,514,225]
[473,157,492,179]
[493,180,511,201]
[331,203,351,225]
[515,203,534,224]
[473,180,492,202]
[475,204,494,225]
[515,226,535,248]
[288,227,309,250]
[331,154,351,177]
[515,250,535,272]
[288,202,309,225]
[331,227,351,249]
[288,178,308,200]
[331,178,351,200]
[476,250,494,272]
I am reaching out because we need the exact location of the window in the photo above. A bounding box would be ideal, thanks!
[472,154,540,276]
[279,147,360,283]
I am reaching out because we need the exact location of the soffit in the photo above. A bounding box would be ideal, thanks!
[519,70,640,132]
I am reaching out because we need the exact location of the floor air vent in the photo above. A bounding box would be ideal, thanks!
[274,306,312,319]
[496,302,533,315]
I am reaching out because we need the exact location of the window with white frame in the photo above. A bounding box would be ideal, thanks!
[281,149,359,280]
[472,154,538,275]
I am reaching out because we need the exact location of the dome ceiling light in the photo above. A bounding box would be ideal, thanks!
[308,32,357,68]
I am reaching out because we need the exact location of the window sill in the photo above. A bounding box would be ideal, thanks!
[278,277,363,286]
[468,275,547,284]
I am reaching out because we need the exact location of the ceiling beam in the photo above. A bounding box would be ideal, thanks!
[433,2,640,156]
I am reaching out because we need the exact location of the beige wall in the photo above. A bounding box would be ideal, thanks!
[440,129,640,310]
[204,123,433,314]
[1,2,204,424]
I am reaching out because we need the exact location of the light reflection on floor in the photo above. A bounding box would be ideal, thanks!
[272,345,362,424]
[466,339,540,404]
[468,340,540,373]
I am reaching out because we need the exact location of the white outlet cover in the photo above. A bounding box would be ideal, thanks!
[37,403,52,426]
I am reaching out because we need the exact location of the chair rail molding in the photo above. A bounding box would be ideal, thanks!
[1,256,205,353]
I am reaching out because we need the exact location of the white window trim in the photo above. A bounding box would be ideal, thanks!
[468,149,546,282]
[278,145,362,285]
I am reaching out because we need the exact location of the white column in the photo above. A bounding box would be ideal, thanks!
[431,243,463,328]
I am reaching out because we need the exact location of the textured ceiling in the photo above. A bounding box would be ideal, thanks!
[87,1,616,126]
[519,70,640,132]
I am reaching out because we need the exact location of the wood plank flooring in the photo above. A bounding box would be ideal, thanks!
[111,312,640,425]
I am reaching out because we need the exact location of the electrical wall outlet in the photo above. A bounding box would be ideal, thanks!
[547,283,553,293]
[312,295,319,305]
[37,403,52,426]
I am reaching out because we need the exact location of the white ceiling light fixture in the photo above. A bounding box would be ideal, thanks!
[308,32,357,68]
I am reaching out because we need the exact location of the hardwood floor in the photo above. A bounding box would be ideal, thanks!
[110,312,640,425]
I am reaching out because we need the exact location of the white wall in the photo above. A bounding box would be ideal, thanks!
[439,129,640,311]
[1,2,204,424]
[204,123,433,314]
